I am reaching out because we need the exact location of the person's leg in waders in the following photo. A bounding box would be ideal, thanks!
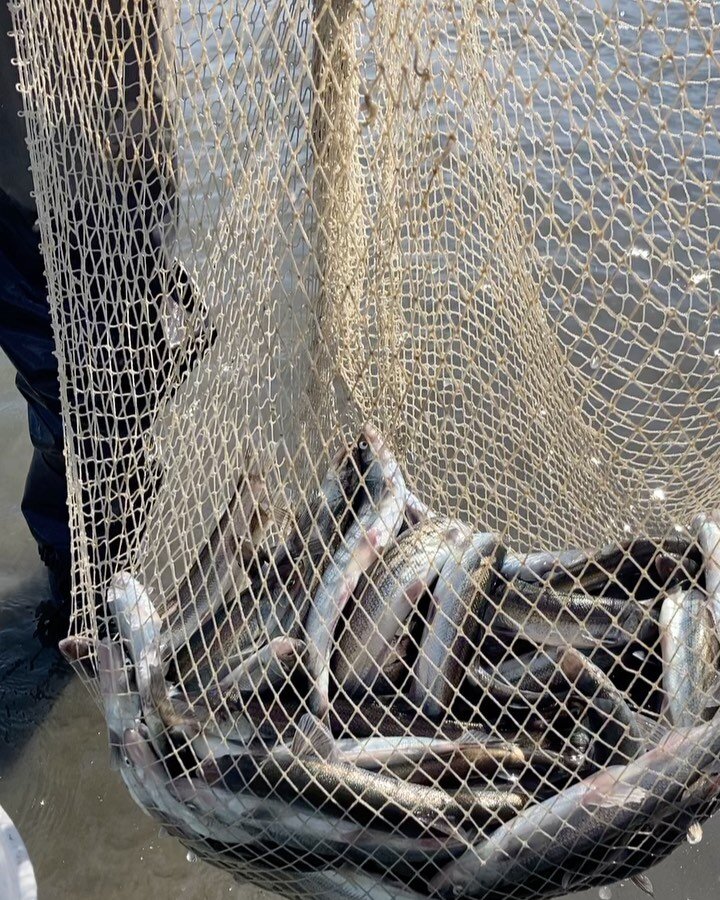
[0,0,215,645]
[0,0,71,642]
[0,190,71,643]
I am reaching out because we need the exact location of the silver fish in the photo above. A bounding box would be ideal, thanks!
[693,511,720,632]
[106,573,162,678]
[336,517,472,698]
[120,727,221,840]
[252,714,527,841]
[97,642,183,830]
[431,721,720,899]
[173,579,267,689]
[217,636,305,696]
[331,732,526,785]
[468,649,565,706]
[303,424,407,717]
[180,428,380,691]
[267,429,378,612]
[412,532,503,718]
[106,572,171,750]
[489,580,651,648]
[558,646,644,765]
[501,538,697,595]
[659,585,719,727]
[97,639,223,791]
[96,638,142,771]
[500,549,588,584]
[227,788,458,866]
[168,773,267,846]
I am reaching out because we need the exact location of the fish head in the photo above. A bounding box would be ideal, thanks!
[106,572,161,635]
[122,727,160,775]
[335,435,371,506]
[443,521,474,550]
[329,425,395,513]
[358,423,403,489]
[691,511,720,534]
[655,552,700,587]
[692,511,720,557]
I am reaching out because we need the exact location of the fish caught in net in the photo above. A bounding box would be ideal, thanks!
[59,436,720,898]
[7,0,720,896]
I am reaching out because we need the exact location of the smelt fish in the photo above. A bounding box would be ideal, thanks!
[413,532,504,717]
[336,517,473,698]
[161,458,271,662]
[558,646,644,765]
[489,580,652,649]
[303,424,407,717]
[659,585,719,728]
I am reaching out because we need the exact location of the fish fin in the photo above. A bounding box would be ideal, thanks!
[630,873,654,896]
[292,712,338,761]
[635,712,669,746]
[458,728,509,749]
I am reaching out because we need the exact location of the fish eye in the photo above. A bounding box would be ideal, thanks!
[358,439,368,450]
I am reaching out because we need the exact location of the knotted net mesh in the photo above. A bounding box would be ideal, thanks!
[8,0,720,896]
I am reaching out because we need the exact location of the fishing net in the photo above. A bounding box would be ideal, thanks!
[8,0,720,896]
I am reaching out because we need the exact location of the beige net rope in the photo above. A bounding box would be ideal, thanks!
[8,0,720,897]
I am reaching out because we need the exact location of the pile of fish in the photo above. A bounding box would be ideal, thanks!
[60,424,720,899]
